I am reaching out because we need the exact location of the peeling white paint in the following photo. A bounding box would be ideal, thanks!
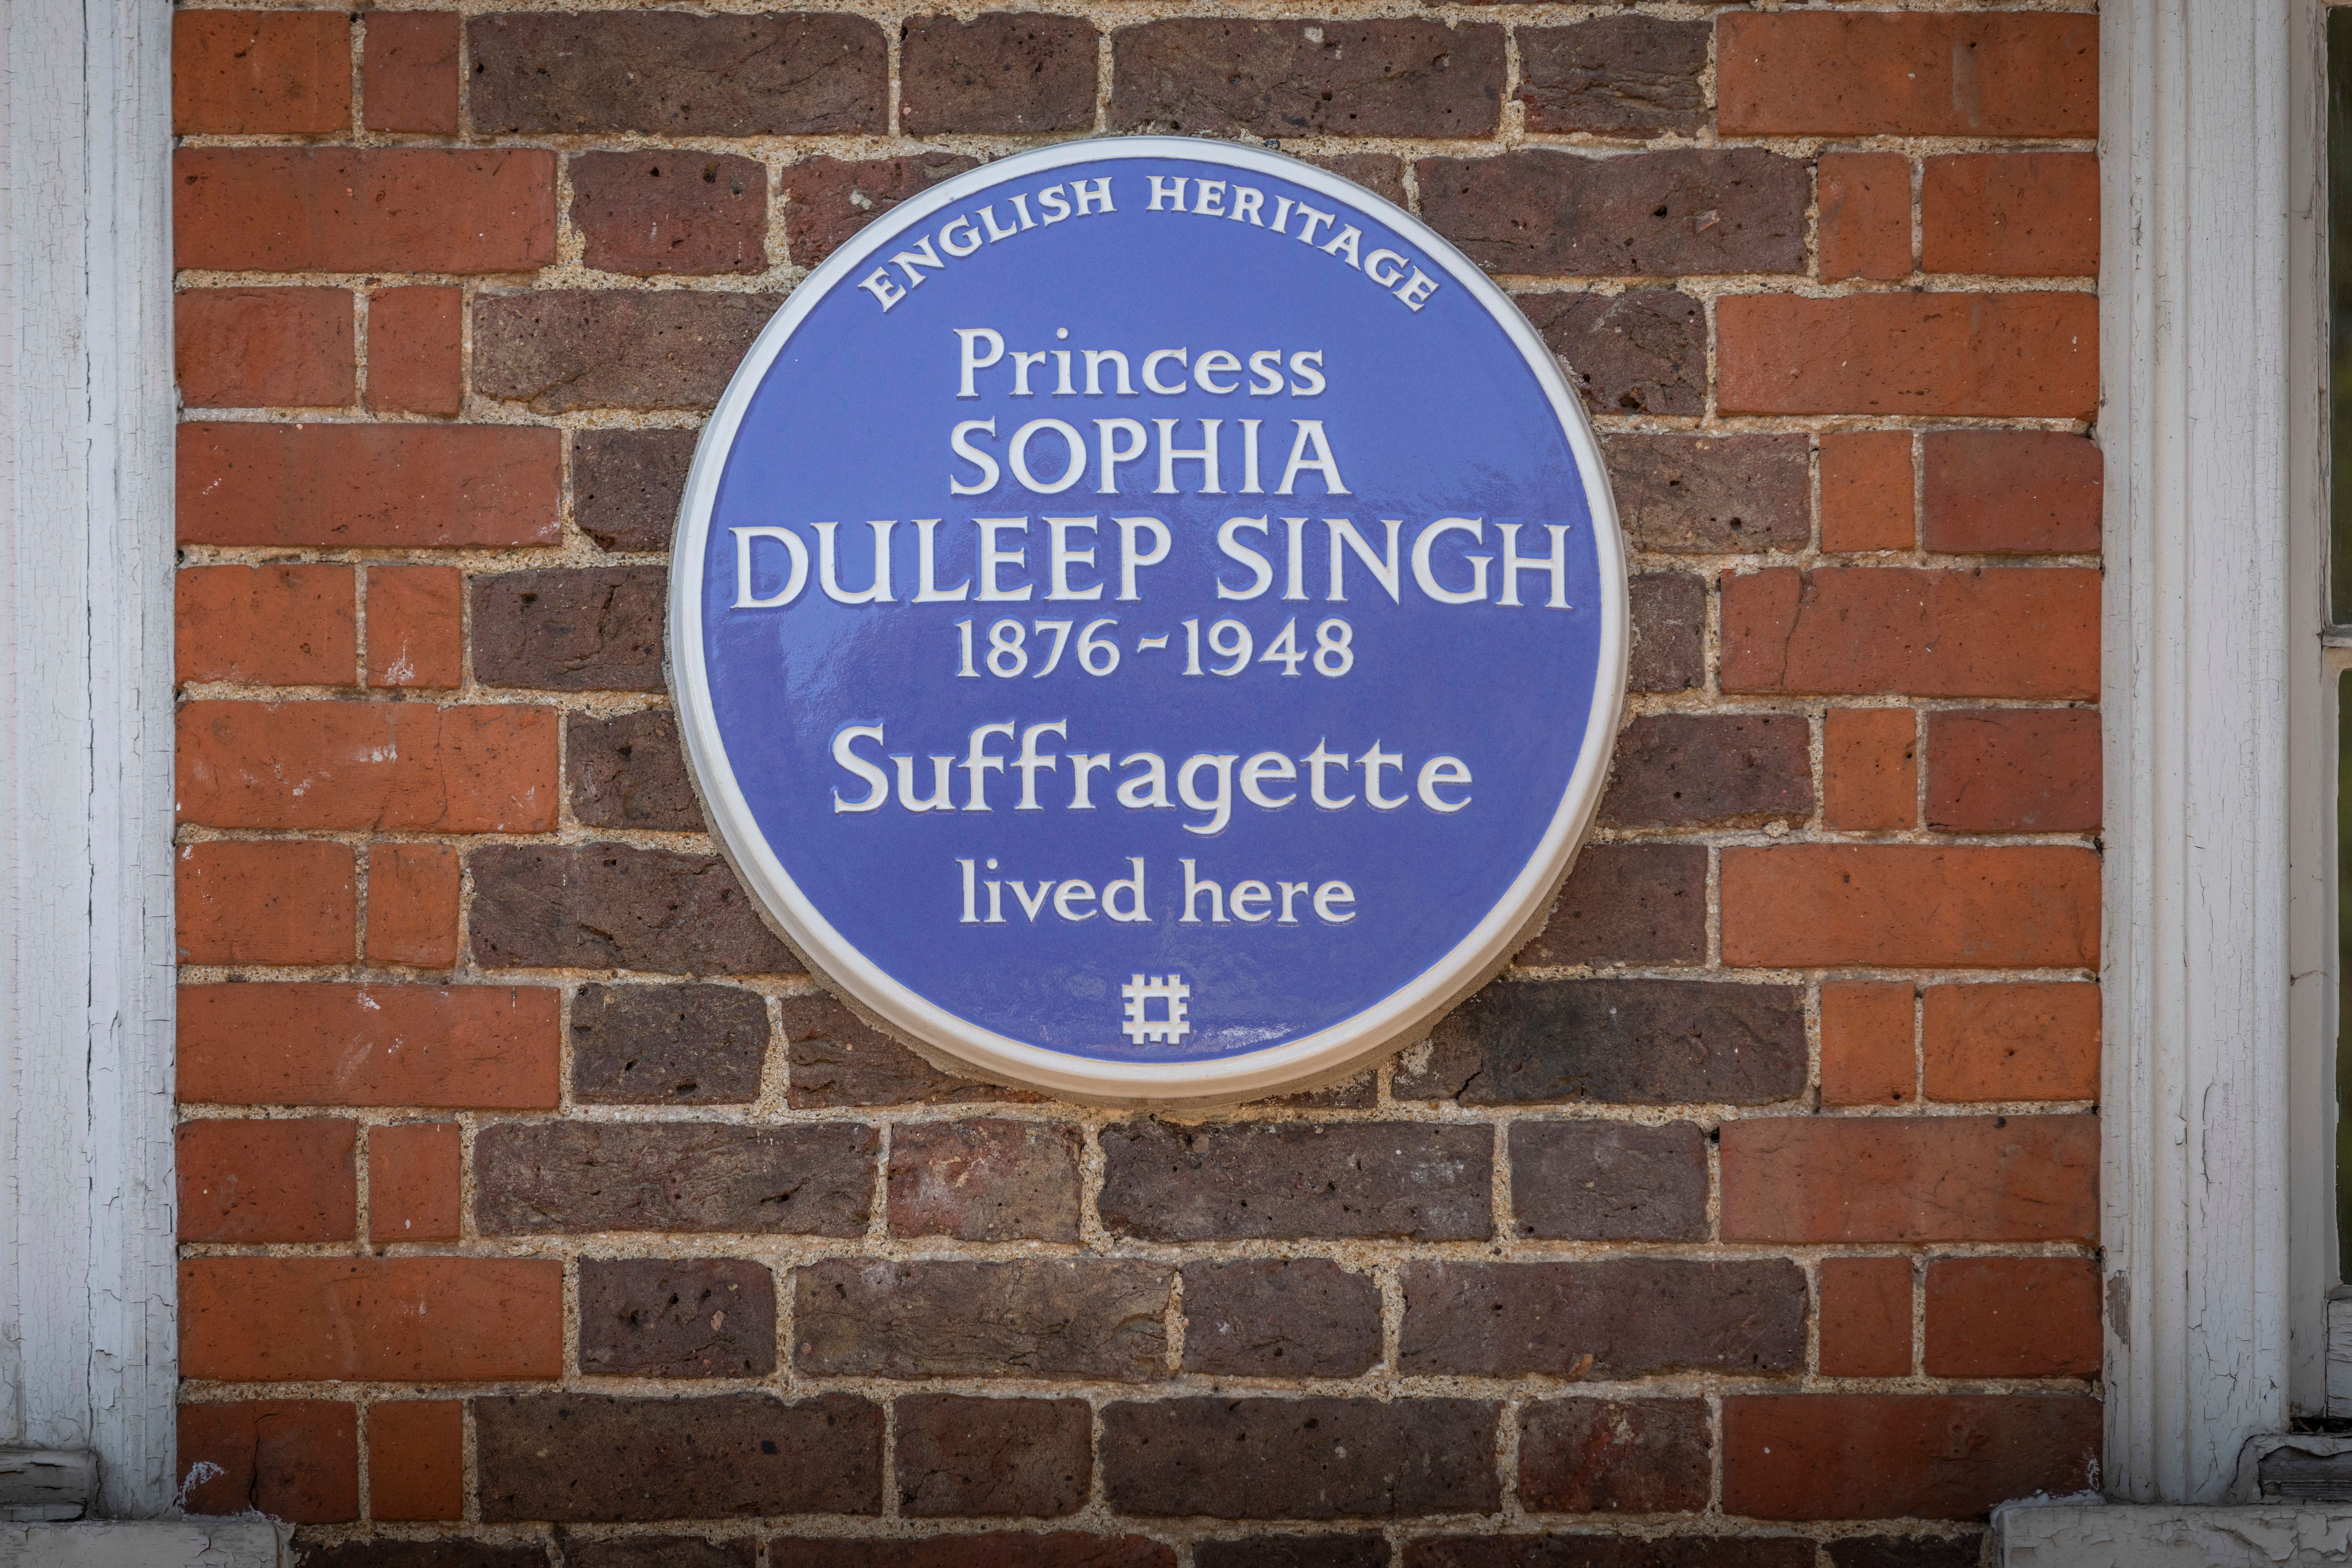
[0,0,179,1520]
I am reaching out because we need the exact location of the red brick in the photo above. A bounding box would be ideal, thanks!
[179,982,559,1108]
[174,148,556,274]
[178,1400,358,1522]
[1823,709,1917,832]
[1719,293,2097,420]
[1925,1258,2100,1378]
[1724,1394,2100,1520]
[1722,845,2098,970]
[370,1121,463,1245]
[369,1400,464,1521]
[1820,432,1914,553]
[1925,709,2100,833]
[1924,154,2100,278]
[176,840,356,966]
[1819,1257,1911,1378]
[181,1257,563,1382]
[1720,567,2100,699]
[368,843,461,968]
[1820,982,1914,1109]
[1818,154,1911,282]
[368,287,463,416]
[174,11,350,135]
[1718,12,2097,138]
[1923,432,2103,555]
[1924,983,2100,1104]
[176,564,356,688]
[177,701,558,833]
[1720,1116,2097,1243]
[367,566,463,690]
[176,288,354,409]
[178,1118,357,1243]
[178,423,559,549]
[363,12,460,134]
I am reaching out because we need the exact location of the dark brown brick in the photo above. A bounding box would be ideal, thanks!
[1515,843,1706,968]
[766,1540,1171,1568]
[572,983,769,1106]
[477,1392,880,1521]
[570,152,766,277]
[469,13,884,135]
[888,1119,1083,1242]
[301,1544,548,1568]
[795,1259,1171,1381]
[1301,154,1407,208]
[1418,150,1807,277]
[1629,572,1705,694]
[1199,1543,1388,1568]
[1409,1541,1814,1568]
[1510,1121,1707,1241]
[893,1394,1091,1518]
[1517,17,1708,137]
[574,429,697,555]
[1602,434,1811,554]
[1181,1259,1382,1378]
[1248,1068,1378,1111]
[1112,20,1503,138]
[1399,1259,1808,1378]
[473,291,779,414]
[566,1541,755,1568]
[470,845,794,975]
[900,15,1098,134]
[779,154,982,269]
[1517,1398,1710,1513]
[783,991,1036,1107]
[578,1257,776,1377]
[568,711,704,833]
[1099,1120,1491,1242]
[1399,979,1807,1106]
[1825,1538,1986,1568]
[474,1121,874,1237]
[1103,1398,1499,1519]
[1516,290,1703,418]
[472,569,664,693]
[1599,713,1813,829]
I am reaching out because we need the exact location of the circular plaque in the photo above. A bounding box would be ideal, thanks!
[671,137,1626,1104]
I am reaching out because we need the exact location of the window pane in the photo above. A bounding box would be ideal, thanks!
[2330,9,2352,617]
[2339,673,2352,1268]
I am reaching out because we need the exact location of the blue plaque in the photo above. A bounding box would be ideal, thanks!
[671,138,1626,1104]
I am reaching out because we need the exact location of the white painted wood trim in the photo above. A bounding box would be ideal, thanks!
[1996,1499,2352,1567]
[2099,0,2324,1504]
[0,0,179,1521]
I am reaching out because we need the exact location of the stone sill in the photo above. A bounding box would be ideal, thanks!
[0,1520,284,1568]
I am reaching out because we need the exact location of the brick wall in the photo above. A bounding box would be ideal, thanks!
[169,2,2104,1562]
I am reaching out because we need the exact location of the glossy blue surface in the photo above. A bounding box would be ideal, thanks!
[695,149,1605,1064]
